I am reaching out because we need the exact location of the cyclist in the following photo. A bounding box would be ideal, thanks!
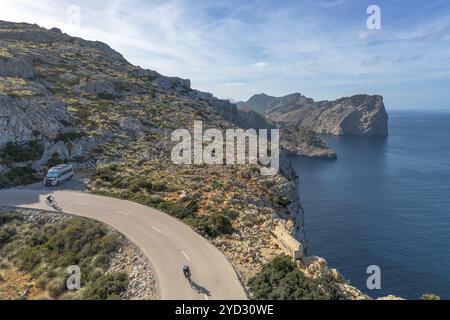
[183,265,191,281]
[46,195,55,204]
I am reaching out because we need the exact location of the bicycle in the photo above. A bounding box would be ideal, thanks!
[183,265,192,284]
[46,195,62,212]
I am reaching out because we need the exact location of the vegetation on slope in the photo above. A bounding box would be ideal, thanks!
[0,166,41,189]
[0,141,45,189]
[89,162,235,238]
[0,211,128,300]
[0,21,342,299]
[249,255,344,300]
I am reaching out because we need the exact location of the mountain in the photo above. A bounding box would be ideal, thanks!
[0,19,298,282]
[0,20,368,299]
[239,93,389,136]
[237,93,307,114]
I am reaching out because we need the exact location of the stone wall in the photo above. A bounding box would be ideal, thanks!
[271,221,303,260]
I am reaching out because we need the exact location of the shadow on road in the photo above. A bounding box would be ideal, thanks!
[190,280,211,297]
[0,188,46,208]
[0,171,92,210]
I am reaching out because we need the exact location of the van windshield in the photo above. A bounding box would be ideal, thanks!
[46,172,59,178]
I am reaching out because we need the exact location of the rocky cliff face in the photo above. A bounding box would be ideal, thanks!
[0,19,301,260]
[234,106,336,159]
[0,20,367,299]
[239,93,389,136]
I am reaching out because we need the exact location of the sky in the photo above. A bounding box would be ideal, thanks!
[1,0,450,109]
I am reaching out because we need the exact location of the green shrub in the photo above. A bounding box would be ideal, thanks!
[277,197,291,207]
[0,141,44,163]
[93,164,119,183]
[0,225,17,246]
[17,246,43,272]
[0,166,42,189]
[83,272,128,300]
[249,255,344,300]
[156,200,189,219]
[47,152,65,168]
[55,131,86,143]
[184,214,233,238]
[97,93,116,100]
[184,216,218,238]
[421,293,441,300]
[242,214,259,227]
[0,212,23,226]
[220,208,239,220]
[2,215,124,299]
[210,214,233,234]
[48,277,67,298]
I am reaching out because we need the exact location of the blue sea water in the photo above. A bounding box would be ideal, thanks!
[289,110,450,299]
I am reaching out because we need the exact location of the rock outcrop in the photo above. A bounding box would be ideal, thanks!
[225,105,336,159]
[239,93,389,136]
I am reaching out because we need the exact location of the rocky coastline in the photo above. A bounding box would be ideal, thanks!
[0,20,391,300]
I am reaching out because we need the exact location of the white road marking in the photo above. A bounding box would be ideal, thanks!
[152,226,163,234]
[204,294,209,300]
[74,201,89,206]
[117,210,129,216]
[182,251,191,262]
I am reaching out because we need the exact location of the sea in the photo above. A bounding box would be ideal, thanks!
[289,110,450,299]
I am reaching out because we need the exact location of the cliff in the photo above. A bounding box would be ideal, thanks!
[0,19,301,277]
[235,107,337,159]
[239,93,389,136]
[0,20,364,299]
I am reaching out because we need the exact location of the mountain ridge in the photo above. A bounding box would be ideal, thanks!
[0,20,371,300]
[238,92,389,136]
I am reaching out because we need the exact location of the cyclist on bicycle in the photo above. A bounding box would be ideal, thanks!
[183,265,191,281]
[47,195,55,204]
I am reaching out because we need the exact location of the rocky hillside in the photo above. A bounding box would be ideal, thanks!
[0,20,368,299]
[239,92,389,136]
[0,209,158,300]
[0,20,297,284]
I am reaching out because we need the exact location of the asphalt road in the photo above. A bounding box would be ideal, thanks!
[0,183,247,300]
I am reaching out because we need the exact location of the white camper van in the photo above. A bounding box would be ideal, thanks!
[44,164,74,186]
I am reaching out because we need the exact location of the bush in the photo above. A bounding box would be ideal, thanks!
[210,214,233,235]
[277,197,291,207]
[56,131,86,143]
[48,277,67,298]
[0,141,44,163]
[2,215,124,299]
[249,255,343,300]
[0,212,23,226]
[0,225,16,246]
[242,214,259,227]
[83,272,128,300]
[46,152,65,168]
[0,166,42,189]
[184,216,218,238]
[220,208,239,220]
[421,293,441,300]
[184,214,233,238]
[93,164,119,183]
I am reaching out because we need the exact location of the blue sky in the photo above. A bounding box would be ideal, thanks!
[1,0,450,109]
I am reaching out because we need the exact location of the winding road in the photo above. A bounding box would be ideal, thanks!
[0,183,247,300]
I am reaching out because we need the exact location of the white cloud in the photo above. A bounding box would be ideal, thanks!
[221,82,247,87]
[252,62,269,68]
[0,0,449,107]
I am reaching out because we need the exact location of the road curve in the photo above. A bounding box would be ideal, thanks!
[0,188,247,300]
